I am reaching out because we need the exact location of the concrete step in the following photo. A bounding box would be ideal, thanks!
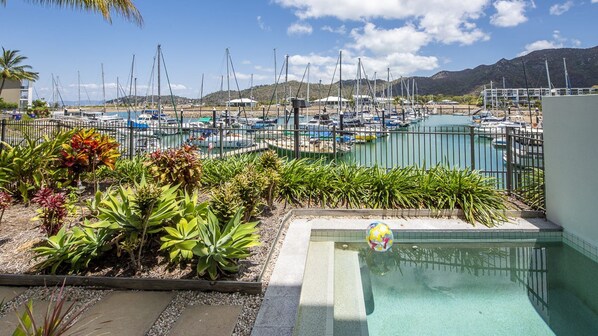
[293,241,334,336]
[334,249,369,336]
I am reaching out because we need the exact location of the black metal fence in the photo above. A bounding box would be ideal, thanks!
[0,117,545,209]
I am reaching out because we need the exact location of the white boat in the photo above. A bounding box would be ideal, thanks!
[190,132,255,148]
[266,137,351,157]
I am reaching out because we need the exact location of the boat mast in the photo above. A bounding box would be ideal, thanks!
[373,71,377,110]
[51,73,55,109]
[250,73,254,113]
[356,58,361,113]
[199,73,204,117]
[157,44,162,129]
[563,58,571,95]
[307,63,310,103]
[101,64,106,114]
[226,48,231,116]
[285,54,289,125]
[390,68,392,114]
[274,48,278,119]
[338,50,342,114]
[128,54,135,122]
[77,70,81,113]
[545,60,552,96]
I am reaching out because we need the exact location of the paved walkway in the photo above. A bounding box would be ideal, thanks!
[0,288,241,336]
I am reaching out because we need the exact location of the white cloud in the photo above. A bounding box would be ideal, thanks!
[593,0,597,3]
[274,0,489,45]
[518,30,581,56]
[549,1,573,15]
[287,22,313,35]
[349,23,429,55]
[257,16,270,31]
[321,25,346,34]
[490,1,528,27]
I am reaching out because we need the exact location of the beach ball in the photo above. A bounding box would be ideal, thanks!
[366,221,394,252]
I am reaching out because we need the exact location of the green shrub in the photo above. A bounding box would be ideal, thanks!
[230,165,268,221]
[209,182,244,223]
[365,166,419,209]
[160,217,200,263]
[201,155,257,188]
[91,178,180,270]
[277,158,310,205]
[516,168,545,210]
[0,130,74,201]
[147,145,202,193]
[193,209,260,280]
[257,150,283,207]
[419,166,507,226]
[330,163,369,208]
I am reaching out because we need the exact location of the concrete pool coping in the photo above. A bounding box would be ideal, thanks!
[251,210,560,336]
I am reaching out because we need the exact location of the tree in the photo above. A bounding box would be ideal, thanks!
[0,0,143,26]
[0,47,39,97]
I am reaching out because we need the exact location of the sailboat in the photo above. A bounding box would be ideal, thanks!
[189,48,255,149]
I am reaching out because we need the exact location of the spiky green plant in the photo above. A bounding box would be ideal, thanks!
[277,158,310,205]
[193,209,260,280]
[516,168,545,210]
[160,217,200,263]
[420,166,507,227]
[201,155,257,188]
[329,163,368,208]
[91,178,180,270]
[209,182,244,223]
[365,166,420,209]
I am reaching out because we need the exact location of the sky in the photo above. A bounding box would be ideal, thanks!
[1,0,597,102]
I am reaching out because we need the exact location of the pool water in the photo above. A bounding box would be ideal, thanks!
[358,243,598,335]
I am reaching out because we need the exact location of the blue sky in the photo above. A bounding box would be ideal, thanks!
[1,0,596,102]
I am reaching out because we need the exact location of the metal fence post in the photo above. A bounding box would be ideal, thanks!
[469,126,475,170]
[128,123,134,159]
[219,124,224,159]
[332,125,337,160]
[0,119,5,151]
[505,127,513,194]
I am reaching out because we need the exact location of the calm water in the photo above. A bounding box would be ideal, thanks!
[358,243,598,335]
[116,113,508,183]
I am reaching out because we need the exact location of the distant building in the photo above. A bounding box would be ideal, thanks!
[312,96,349,108]
[480,87,598,107]
[227,98,257,107]
[0,79,32,109]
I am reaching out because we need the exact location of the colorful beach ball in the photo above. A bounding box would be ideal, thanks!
[366,222,394,252]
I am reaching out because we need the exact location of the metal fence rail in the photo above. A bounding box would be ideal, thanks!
[0,118,545,209]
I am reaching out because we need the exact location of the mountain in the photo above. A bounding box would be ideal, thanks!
[403,46,598,96]
[106,47,598,105]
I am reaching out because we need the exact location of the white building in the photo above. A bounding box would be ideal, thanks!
[481,87,598,107]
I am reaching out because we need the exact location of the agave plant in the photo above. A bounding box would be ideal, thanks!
[91,178,180,270]
[160,217,201,263]
[33,221,113,274]
[193,209,260,280]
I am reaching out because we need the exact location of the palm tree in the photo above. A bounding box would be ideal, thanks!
[0,47,39,97]
[0,0,143,26]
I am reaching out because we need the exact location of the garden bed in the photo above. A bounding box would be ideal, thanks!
[0,200,289,293]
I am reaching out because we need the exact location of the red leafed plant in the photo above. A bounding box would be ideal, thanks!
[32,188,67,236]
[147,145,202,192]
[61,128,120,192]
[0,191,12,226]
